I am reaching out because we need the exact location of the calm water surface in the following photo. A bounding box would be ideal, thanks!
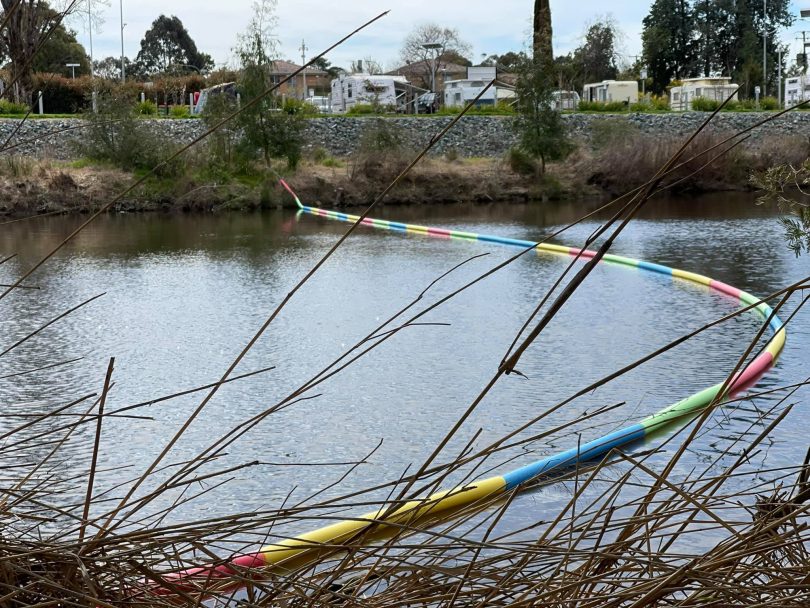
[1,193,808,546]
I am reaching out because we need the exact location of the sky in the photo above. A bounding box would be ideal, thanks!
[77,1,807,73]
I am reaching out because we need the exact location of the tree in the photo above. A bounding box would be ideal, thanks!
[30,19,90,75]
[0,0,82,103]
[93,55,132,80]
[311,56,343,79]
[572,19,621,86]
[533,0,553,70]
[484,51,527,72]
[350,57,383,74]
[135,15,214,76]
[552,18,623,93]
[400,23,471,90]
[233,0,303,169]
[641,0,695,94]
[642,0,795,97]
[513,56,572,176]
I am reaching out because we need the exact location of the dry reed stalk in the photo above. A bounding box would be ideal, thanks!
[0,17,809,608]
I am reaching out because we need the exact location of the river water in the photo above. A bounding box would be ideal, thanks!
[1,194,808,548]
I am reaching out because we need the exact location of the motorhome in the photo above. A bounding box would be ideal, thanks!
[330,74,410,113]
[582,80,639,105]
[442,66,516,109]
[669,77,739,111]
[785,75,810,106]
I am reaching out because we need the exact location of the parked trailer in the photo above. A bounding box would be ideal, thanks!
[582,80,639,105]
[785,75,810,106]
[330,74,409,113]
[669,77,739,111]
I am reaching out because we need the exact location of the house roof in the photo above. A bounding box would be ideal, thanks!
[270,60,328,76]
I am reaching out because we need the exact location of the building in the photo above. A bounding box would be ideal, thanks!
[269,60,331,99]
[785,75,810,106]
[582,80,639,105]
[669,77,739,111]
[443,66,515,108]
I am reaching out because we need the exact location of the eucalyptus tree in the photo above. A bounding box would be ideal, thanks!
[0,0,89,102]
[135,14,214,76]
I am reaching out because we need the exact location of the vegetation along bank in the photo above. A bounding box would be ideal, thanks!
[2,111,809,217]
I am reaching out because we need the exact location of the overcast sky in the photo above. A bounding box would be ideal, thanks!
[78,1,806,72]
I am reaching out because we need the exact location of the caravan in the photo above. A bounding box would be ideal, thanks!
[330,74,410,113]
[785,75,810,106]
[669,77,739,111]
[582,80,639,105]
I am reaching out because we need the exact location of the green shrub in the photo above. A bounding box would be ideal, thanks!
[347,103,378,115]
[282,98,319,116]
[78,94,182,176]
[321,157,342,168]
[690,97,721,112]
[577,100,629,112]
[311,146,329,162]
[0,99,29,114]
[650,95,670,111]
[137,100,158,116]
[507,147,538,175]
[170,105,190,119]
[738,98,758,111]
[760,96,779,111]
[630,96,670,112]
[721,99,740,111]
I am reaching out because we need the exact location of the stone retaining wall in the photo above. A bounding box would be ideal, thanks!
[2,111,809,161]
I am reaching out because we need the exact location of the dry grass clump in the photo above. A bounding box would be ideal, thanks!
[580,122,810,194]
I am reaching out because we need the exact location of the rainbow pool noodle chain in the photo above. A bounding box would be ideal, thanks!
[165,181,786,586]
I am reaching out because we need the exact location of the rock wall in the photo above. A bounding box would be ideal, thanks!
[2,111,809,161]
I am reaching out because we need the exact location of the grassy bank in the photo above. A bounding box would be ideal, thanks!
[0,121,806,218]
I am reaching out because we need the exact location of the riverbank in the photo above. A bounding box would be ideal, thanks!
[0,153,609,217]
[1,111,807,218]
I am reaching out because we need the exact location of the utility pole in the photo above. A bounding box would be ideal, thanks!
[120,0,125,82]
[87,1,94,78]
[763,0,767,97]
[300,39,308,100]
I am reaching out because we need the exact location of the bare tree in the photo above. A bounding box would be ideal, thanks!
[350,57,383,74]
[400,23,471,89]
[71,0,111,76]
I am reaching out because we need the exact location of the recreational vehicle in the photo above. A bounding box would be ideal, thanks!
[330,74,409,113]
[785,75,810,106]
[582,80,639,105]
[669,77,739,111]
[443,66,516,109]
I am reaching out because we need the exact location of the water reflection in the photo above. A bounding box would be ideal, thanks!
[0,194,807,539]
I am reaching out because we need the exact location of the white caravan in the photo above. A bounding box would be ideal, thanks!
[582,80,639,105]
[330,74,409,113]
[785,75,810,106]
[669,77,739,111]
